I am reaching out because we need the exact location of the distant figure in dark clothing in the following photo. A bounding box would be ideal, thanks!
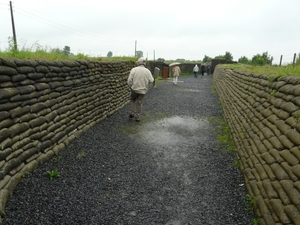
[207,64,211,75]
[200,64,205,77]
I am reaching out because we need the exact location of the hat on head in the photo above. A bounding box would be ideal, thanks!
[136,57,146,65]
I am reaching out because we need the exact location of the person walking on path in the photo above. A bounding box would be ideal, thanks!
[207,64,211,75]
[172,65,181,85]
[127,57,154,122]
[153,66,160,88]
[200,64,205,77]
[193,64,199,78]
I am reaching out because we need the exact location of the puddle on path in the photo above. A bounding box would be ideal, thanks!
[129,116,214,170]
[132,116,210,147]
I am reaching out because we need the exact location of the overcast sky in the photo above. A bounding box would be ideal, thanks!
[0,0,299,64]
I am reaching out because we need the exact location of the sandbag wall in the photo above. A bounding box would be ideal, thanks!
[0,58,132,217]
[213,65,300,225]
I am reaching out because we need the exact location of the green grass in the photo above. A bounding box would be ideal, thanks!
[246,194,257,211]
[77,151,86,159]
[0,43,137,62]
[210,117,236,152]
[221,63,300,77]
[47,170,59,180]
[54,156,61,162]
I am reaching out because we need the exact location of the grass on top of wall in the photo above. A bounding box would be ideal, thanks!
[0,46,137,62]
[221,63,300,77]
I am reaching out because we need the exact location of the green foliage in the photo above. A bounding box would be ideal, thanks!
[77,151,86,159]
[63,46,71,56]
[239,52,275,66]
[0,40,139,61]
[253,219,259,225]
[214,51,233,61]
[107,51,113,57]
[214,55,225,60]
[246,194,257,211]
[251,51,273,66]
[224,51,233,61]
[54,156,61,162]
[156,58,165,62]
[202,55,212,63]
[238,56,250,64]
[135,50,143,57]
[47,170,59,180]
[22,172,31,178]
[165,59,201,64]
[210,117,235,152]
[232,159,241,168]
[221,63,300,77]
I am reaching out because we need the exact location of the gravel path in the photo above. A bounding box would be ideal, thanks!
[2,74,254,225]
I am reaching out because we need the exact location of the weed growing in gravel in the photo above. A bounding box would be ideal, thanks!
[253,218,259,225]
[54,156,61,162]
[232,159,241,168]
[246,194,257,211]
[47,170,59,180]
[77,151,86,159]
[210,117,235,152]
[211,84,217,94]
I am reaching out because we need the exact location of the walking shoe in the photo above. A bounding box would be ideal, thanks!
[129,114,134,119]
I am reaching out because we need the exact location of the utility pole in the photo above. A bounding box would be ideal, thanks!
[279,55,282,66]
[10,1,17,51]
[134,40,137,57]
[293,53,296,66]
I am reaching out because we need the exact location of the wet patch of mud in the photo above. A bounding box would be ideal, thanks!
[132,116,211,146]
[130,116,215,171]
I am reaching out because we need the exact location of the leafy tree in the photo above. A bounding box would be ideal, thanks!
[202,55,212,63]
[224,51,233,61]
[157,58,165,62]
[251,51,273,66]
[175,58,185,63]
[214,52,233,61]
[238,56,250,64]
[107,51,113,57]
[136,50,143,57]
[63,46,70,56]
[214,55,225,60]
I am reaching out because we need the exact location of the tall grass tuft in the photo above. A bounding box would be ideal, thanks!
[0,41,137,62]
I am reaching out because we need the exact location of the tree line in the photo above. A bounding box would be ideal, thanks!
[156,51,300,66]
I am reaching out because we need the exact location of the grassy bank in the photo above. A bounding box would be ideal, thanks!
[0,47,136,62]
[221,63,300,77]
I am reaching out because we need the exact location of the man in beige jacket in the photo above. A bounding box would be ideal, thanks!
[127,57,154,122]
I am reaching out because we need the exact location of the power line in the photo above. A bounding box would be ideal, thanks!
[10,3,131,45]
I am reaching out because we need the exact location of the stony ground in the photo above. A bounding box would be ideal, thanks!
[2,74,255,225]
